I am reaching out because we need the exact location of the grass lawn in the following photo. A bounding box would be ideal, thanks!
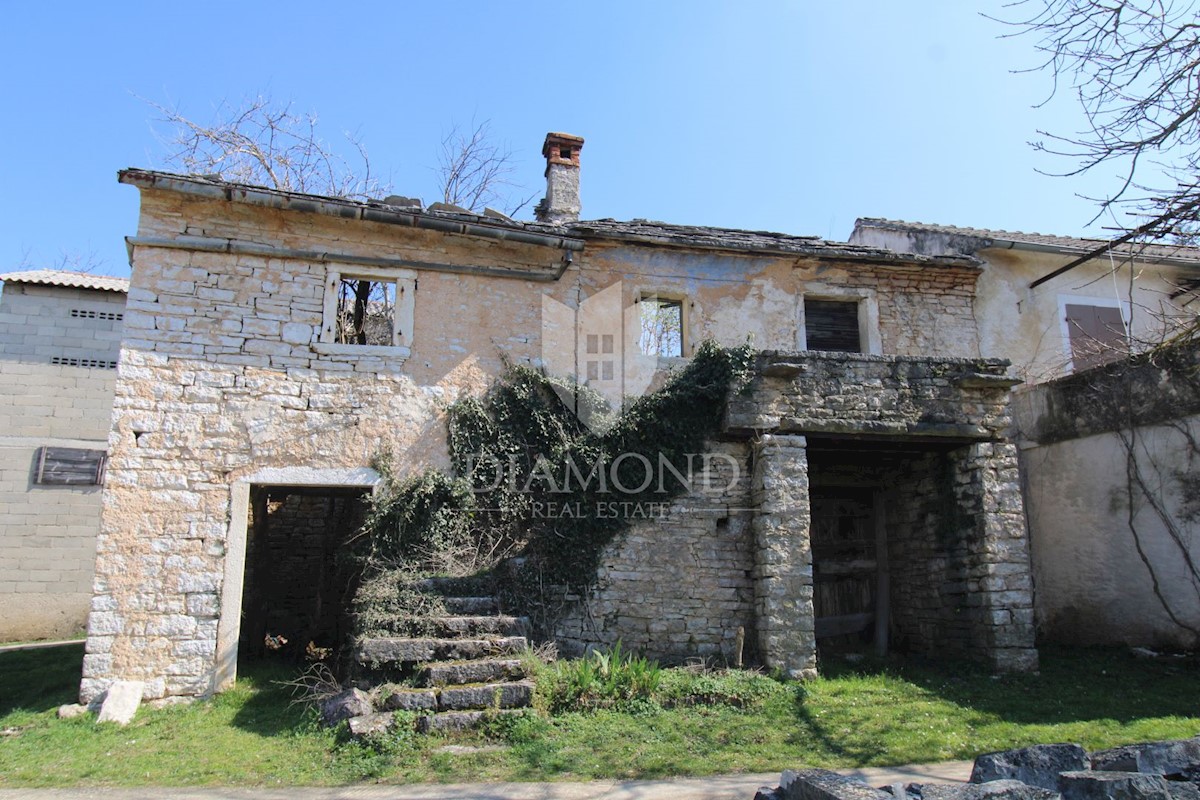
[1,643,1197,787]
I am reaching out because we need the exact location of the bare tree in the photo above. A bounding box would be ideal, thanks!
[435,119,535,215]
[1001,1,1200,355]
[1003,1,1200,238]
[147,94,388,200]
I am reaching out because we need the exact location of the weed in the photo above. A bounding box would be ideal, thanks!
[540,642,663,713]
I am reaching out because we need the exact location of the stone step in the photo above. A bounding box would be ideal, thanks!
[355,636,527,665]
[442,596,498,615]
[433,615,528,637]
[415,708,527,734]
[437,680,534,711]
[409,575,496,597]
[379,688,438,712]
[420,658,525,687]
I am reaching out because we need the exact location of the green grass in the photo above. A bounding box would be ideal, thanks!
[1,644,1198,787]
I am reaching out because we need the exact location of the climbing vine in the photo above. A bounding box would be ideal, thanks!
[1072,328,1200,643]
[350,340,755,637]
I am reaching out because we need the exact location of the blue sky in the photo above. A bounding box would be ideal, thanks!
[1,1,1121,279]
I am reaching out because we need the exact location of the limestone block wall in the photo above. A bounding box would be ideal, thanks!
[0,283,126,640]
[886,450,963,654]
[955,442,1038,671]
[83,349,451,701]
[585,244,981,361]
[728,352,1016,439]
[885,444,1037,671]
[553,442,756,664]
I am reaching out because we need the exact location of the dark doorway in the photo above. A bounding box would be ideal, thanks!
[806,438,968,661]
[238,485,369,670]
[810,485,882,654]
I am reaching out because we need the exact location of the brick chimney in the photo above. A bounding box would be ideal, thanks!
[535,132,584,224]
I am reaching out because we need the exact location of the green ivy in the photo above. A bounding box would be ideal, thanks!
[352,340,755,638]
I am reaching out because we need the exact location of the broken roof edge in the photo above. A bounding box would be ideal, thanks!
[120,169,977,269]
[567,219,981,269]
[0,269,130,293]
[855,216,1200,269]
[117,168,587,253]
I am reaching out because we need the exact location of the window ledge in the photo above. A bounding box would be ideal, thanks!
[312,342,412,358]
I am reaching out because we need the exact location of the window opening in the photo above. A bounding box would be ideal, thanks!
[335,278,396,346]
[805,300,861,353]
[639,296,684,357]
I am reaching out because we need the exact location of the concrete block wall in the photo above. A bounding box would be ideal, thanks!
[0,282,126,641]
[0,284,125,366]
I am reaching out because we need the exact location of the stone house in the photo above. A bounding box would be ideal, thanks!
[0,270,128,641]
[850,218,1200,650]
[80,134,1038,703]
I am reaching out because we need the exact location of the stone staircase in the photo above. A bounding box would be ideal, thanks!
[351,576,536,733]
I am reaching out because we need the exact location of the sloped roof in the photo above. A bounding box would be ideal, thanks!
[855,217,1200,266]
[0,270,130,293]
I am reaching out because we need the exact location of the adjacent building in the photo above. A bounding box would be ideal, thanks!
[0,270,128,641]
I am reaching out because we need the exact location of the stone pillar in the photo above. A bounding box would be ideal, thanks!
[954,441,1039,672]
[750,434,817,679]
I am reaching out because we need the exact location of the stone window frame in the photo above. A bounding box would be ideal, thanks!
[797,288,882,355]
[314,266,416,358]
[634,289,691,360]
[214,467,382,693]
[1056,293,1131,373]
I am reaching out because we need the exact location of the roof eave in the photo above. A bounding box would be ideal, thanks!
[986,237,1200,270]
[574,225,981,270]
[118,168,586,253]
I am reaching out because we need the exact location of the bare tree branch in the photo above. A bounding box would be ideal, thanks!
[435,119,535,216]
[144,94,389,200]
[1001,0,1200,234]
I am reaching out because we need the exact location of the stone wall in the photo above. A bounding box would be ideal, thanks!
[728,351,1016,440]
[886,450,963,654]
[751,434,817,679]
[554,442,756,665]
[883,444,1036,671]
[555,354,1037,675]
[0,283,126,640]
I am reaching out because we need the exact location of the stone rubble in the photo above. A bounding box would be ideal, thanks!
[758,738,1200,800]
[95,679,143,725]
